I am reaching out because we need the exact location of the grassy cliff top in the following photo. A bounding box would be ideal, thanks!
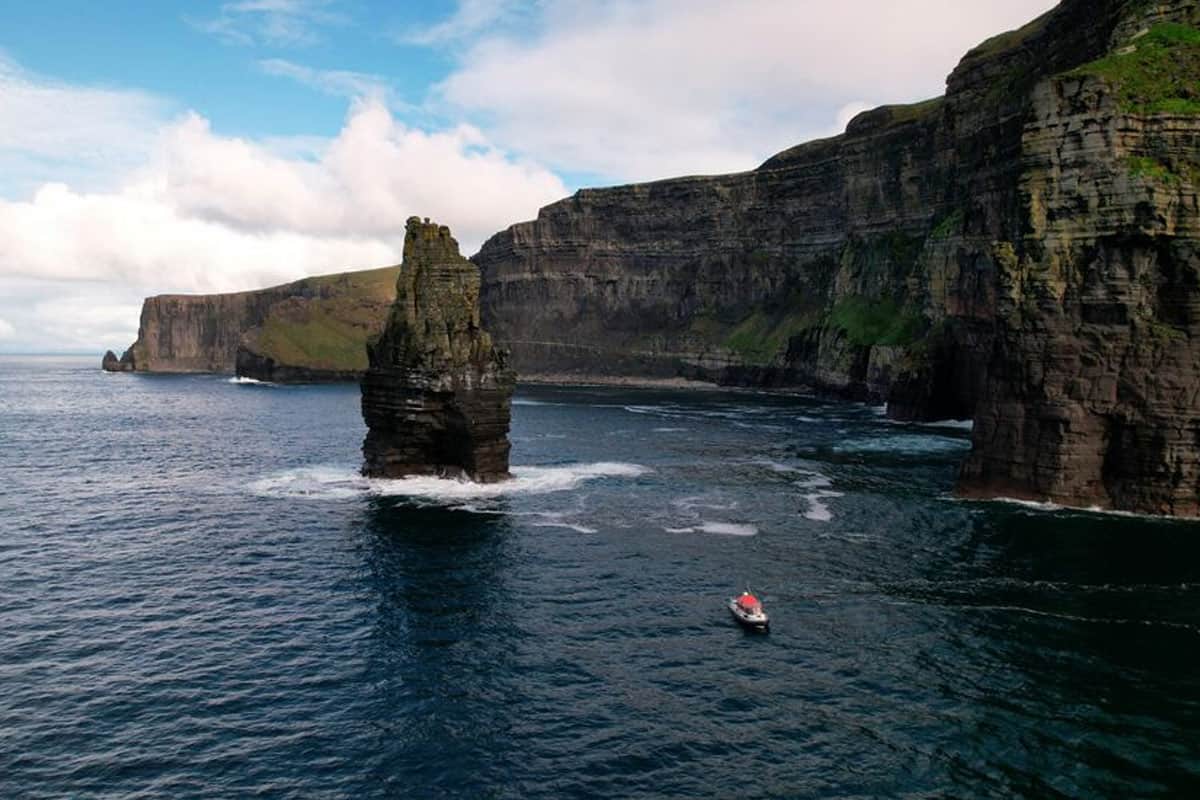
[244,265,401,372]
[1071,23,1200,114]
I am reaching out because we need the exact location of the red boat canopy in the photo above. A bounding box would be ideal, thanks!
[737,594,761,610]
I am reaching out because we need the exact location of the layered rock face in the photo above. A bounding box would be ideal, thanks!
[361,218,515,482]
[475,0,1200,515]
[959,13,1200,515]
[104,266,400,382]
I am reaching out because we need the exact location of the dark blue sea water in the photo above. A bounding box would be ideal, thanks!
[3,355,1200,798]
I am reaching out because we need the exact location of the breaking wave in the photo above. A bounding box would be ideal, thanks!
[249,462,650,503]
[665,521,758,537]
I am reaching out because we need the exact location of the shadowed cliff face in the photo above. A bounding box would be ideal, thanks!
[960,16,1200,515]
[107,266,401,381]
[475,0,1200,515]
[360,218,515,483]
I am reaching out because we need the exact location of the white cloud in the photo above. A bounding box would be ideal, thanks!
[150,100,565,246]
[402,0,525,46]
[0,317,14,339]
[0,278,146,352]
[188,0,347,47]
[258,58,393,101]
[433,0,1059,181]
[0,54,171,194]
[0,60,567,352]
[0,99,565,291]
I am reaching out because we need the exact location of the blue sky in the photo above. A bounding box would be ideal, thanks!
[0,0,1057,352]
[2,1,451,140]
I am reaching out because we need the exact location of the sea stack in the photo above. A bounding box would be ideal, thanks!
[360,217,516,482]
[101,349,135,372]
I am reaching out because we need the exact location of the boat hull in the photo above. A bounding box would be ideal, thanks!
[728,601,769,632]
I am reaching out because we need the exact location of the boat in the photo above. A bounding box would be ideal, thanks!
[728,591,769,631]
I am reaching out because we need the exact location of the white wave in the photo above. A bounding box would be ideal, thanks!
[757,459,801,474]
[923,418,975,430]
[227,376,274,386]
[796,474,833,490]
[974,495,1195,523]
[530,520,598,534]
[672,495,738,512]
[512,398,558,406]
[882,416,975,431]
[250,465,363,499]
[802,491,843,522]
[834,434,972,455]
[250,462,650,502]
[652,427,687,433]
[732,421,787,432]
[699,521,758,536]
[665,522,758,536]
[622,404,661,415]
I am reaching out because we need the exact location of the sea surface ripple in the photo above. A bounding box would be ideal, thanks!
[3,356,1200,798]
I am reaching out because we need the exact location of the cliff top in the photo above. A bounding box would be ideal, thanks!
[403,216,466,269]
[147,264,401,303]
[243,264,402,372]
[382,217,493,370]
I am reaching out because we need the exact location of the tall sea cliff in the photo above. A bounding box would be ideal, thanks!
[109,266,400,382]
[475,0,1200,515]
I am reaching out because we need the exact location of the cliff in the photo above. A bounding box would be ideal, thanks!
[958,19,1200,515]
[106,265,401,382]
[474,0,1200,515]
[361,218,515,482]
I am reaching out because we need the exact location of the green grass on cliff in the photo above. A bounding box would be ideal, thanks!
[829,297,923,347]
[971,10,1052,58]
[251,265,400,371]
[1129,155,1180,184]
[882,98,944,126]
[724,309,819,364]
[929,209,965,241]
[256,310,371,370]
[1072,24,1200,114]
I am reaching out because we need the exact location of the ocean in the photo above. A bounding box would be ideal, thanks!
[3,355,1199,798]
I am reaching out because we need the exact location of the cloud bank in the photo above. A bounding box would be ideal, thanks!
[433,0,1058,181]
[0,63,566,352]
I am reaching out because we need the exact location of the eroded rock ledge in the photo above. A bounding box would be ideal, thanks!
[360,218,515,482]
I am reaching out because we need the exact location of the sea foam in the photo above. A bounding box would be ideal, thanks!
[250,462,649,502]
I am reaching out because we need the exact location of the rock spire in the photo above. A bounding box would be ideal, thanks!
[360,217,516,482]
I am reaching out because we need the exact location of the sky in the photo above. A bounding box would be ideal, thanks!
[0,0,1057,353]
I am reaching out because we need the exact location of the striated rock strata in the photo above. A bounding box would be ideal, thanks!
[474,0,1200,515]
[958,12,1200,515]
[361,218,515,482]
[104,266,401,382]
